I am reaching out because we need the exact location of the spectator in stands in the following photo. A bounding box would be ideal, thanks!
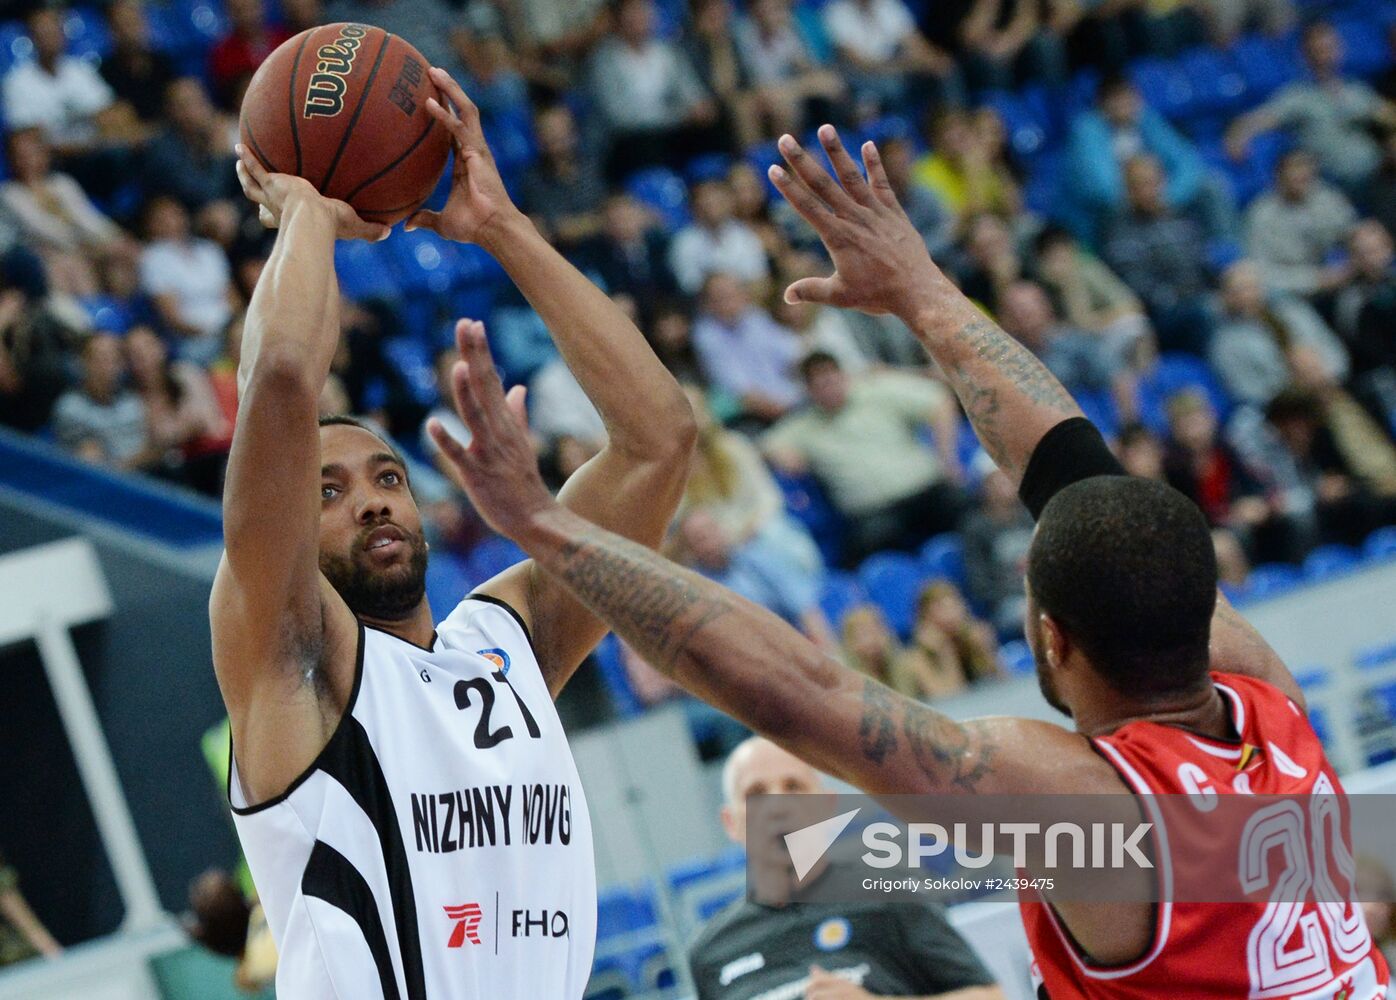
[0,257,73,433]
[1244,149,1358,299]
[520,105,606,249]
[0,846,60,965]
[880,135,955,258]
[647,298,705,385]
[1163,389,1282,560]
[683,0,762,148]
[1033,226,1152,360]
[2,8,141,160]
[530,353,608,483]
[675,507,837,648]
[1357,855,1396,972]
[950,0,1069,93]
[124,325,232,494]
[682,387,822,574]
[0,128,135,296]
[1209,260,1349,409]
[1063,73,1233,241]
[772,275,873,375]
[1201,0,1294,46]
[589,0,724,180]
[1256,386,1396,549]
[996,281,1138,418]
[1334,221,1396,428]
[763,352,965,565]
[582,193,676,312]
[692,273,803,424]
[1227,20,1396,195]
[914,108,1022,226]
[822,0,961,118]
[912,580,1003,691]
[141,79,240,215]
[1370,133,1396,243]
[138,196,236,366]
[1117,420,1165,481]
[841,603,955,700]
[689,736,1001,997]
[955,212,1024,316]
[734,0,846,139]
[54,332,158,471]
[325,0,462,76]
[452,2,534,123]
[728,162,788,261]
[101,0,178,123]
[1287,347,1396,503]
[280,0,325,35]
[669,177,771,295]
[208,0,291,107]
[1103,153,1212,355]
[960,466,1034,634]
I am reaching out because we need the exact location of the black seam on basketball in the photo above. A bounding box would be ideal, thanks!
[342,117,438,204]
[242,123,283,176]
[319,30,392,197]
[288,31,310,178]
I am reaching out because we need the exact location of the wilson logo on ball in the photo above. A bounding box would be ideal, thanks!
[303,23,368,119]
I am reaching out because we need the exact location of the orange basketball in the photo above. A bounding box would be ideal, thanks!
[239,23,451,225]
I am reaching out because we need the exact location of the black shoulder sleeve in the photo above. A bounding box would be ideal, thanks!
[1018,417,1126,521]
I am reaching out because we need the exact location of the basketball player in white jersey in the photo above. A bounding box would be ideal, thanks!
[215,67,695,999]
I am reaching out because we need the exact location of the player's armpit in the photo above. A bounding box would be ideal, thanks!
[1208,594,1305,711]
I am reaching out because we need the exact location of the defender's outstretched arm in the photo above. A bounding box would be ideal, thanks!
[767,126,1299,707]
[428,325,1103,798]
[410,68,695,695]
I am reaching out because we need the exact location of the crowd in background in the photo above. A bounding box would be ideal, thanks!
[2,0,1396,721]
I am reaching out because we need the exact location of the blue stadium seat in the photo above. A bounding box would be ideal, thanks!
[1245,562,1302,599]
[465,535,527,587]
[0,22,33,74]
[78,295,134,333]
[1355,640,1396,673]
[1363,525,1396,562]
[979,90,1048,157]
[1292,665,1329,691]
[595,885,658,941]
[918,533,965,591]
[1307,705,1330,744]
[1136,353,1232,434]
[1073,387,1120,439]
[1334,16,1389,78]
[592,633,646,718]
[626,167,690,231]
[697,886,742,921]
[818,571,866,630]
[382,336,438,406]
[1178,46,1248,116]
[685,152,734,183]
[388,229,464,296]
[999,639,1035,676]
[857,552,924,639]
[334,240,401,302]
[773,470,845,567]
[1302,544,1360,580]
[667,847,746,893]
[1129,58,1196,122]
[1232,33,1301,100]
[63,6,112,59]
[425,550,473,621]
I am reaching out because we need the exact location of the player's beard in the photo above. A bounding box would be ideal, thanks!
[321,528,429,621]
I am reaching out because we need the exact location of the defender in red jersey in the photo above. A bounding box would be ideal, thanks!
[417,124,1388,999]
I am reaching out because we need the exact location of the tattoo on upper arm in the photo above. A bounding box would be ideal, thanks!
[859,679,899,763]
[857,679,998,791]
[946,317,1077,476]
[554,531,735,672]
[903,709,996,792]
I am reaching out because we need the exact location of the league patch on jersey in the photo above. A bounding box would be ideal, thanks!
[477,647,511,675]
[813,917,851,952]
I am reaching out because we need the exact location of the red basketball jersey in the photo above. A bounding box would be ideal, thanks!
[1020,672,1389,999]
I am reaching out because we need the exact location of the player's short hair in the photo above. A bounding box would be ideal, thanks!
[1027,476,1216,697]
[318,415,412,488]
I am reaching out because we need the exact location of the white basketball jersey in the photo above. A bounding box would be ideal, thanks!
[229,595,596,1000]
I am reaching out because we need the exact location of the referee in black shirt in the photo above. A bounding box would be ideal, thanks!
[688,738,1003,1000]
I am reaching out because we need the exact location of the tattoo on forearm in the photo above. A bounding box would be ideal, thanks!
[944,317,1077,475]
[858,679,899,763]
[553,530,734,673]
[903,709,996,792]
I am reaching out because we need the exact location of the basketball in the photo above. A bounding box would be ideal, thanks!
[238,24,451,225]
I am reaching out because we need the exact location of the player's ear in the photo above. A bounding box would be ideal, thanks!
[1039,613,1069,671]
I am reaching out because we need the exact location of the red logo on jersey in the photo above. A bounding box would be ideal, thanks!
[444,903,483,947]
[1333,974,1354,1000]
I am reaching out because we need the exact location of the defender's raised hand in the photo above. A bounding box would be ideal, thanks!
[426,319,554,539]
[768,125,955,323]
[406,67,521,247]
